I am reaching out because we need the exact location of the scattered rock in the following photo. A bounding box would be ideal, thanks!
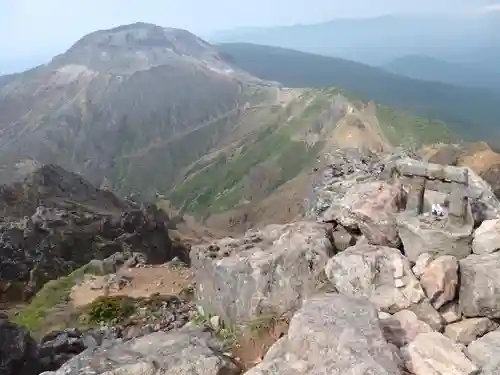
[402,332,479,375]
[459,253,500,318]
[472,218,500,254]
[191,221,333,323]
[325,244,425,313]
[380,310,433,347]
[420,256,458,309]
[444,317,499,345]
[39,328,239,375]
[245,293,402,375]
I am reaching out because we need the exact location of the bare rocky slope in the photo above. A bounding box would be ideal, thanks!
[0,23,275,198]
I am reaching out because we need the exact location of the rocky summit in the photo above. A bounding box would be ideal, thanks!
[5,147,500,375]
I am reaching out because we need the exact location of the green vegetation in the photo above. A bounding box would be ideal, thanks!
[377,106,457,148]
[13,263,102,333]
[86,295,136,325]
[169,100,322,217]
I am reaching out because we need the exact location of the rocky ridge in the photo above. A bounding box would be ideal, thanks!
[0,164,188,305]
[5,148,500,374]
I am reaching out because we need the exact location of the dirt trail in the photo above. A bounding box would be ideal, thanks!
[70,265,193,308]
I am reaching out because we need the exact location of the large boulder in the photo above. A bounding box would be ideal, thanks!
[472,219,500,255]
[396,213,473,262]
[0,318,40,375]
[245,293,402,375]
[325,244,425,313]
[444,318,499,345]
[0,165,184,303]
[466,330,500,374]
[191,221,333,324]
[419,256,459,309]
[322,181,405,247]
[401,332,479,375]
[39,327,239,375]
[459,253,500,318]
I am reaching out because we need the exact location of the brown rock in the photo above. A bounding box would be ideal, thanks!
[444,318,499,345]
[420,256,459,309]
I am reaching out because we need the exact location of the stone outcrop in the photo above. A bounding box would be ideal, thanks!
[245,294,402,375]
[0,165,186,303]
[0,318,40,375]
[325,244,425,313]
[191,221,333,323]
[39,327,239,375]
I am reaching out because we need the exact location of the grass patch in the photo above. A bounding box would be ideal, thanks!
[85,295,136,325]
[377,105,458,148]
[13,263,102,333]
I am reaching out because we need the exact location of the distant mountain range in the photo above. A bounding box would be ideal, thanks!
[210,12,500,93]
[217,43,500,141]
[381,55,500,92]
[209,13,500,65]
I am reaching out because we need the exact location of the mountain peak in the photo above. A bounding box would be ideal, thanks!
[52,23,223,73]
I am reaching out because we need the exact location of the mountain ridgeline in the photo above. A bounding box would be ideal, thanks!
[217,43,500,142]
[0,21,487,229]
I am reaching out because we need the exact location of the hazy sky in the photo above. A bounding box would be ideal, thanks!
[0,0,499,66]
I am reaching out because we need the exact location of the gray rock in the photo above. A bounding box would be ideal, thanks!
[380,310,433,347]
[472,219,500,255]
[245,293,402,375]
[191,221,333,324]
[420,256,459,309]
[331,226,355,251]
[412,253,435,278]
[397,213,473,262]
[409,300,445,332]
[39,328,239,375]
[445,318,499,345]
[402,332,479,375]
[325,244,425,313]
[0,319,40,375]
[323,181,405,247]
[459,253,500,318]
[466,330,500,374]
[467,168,500,224]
